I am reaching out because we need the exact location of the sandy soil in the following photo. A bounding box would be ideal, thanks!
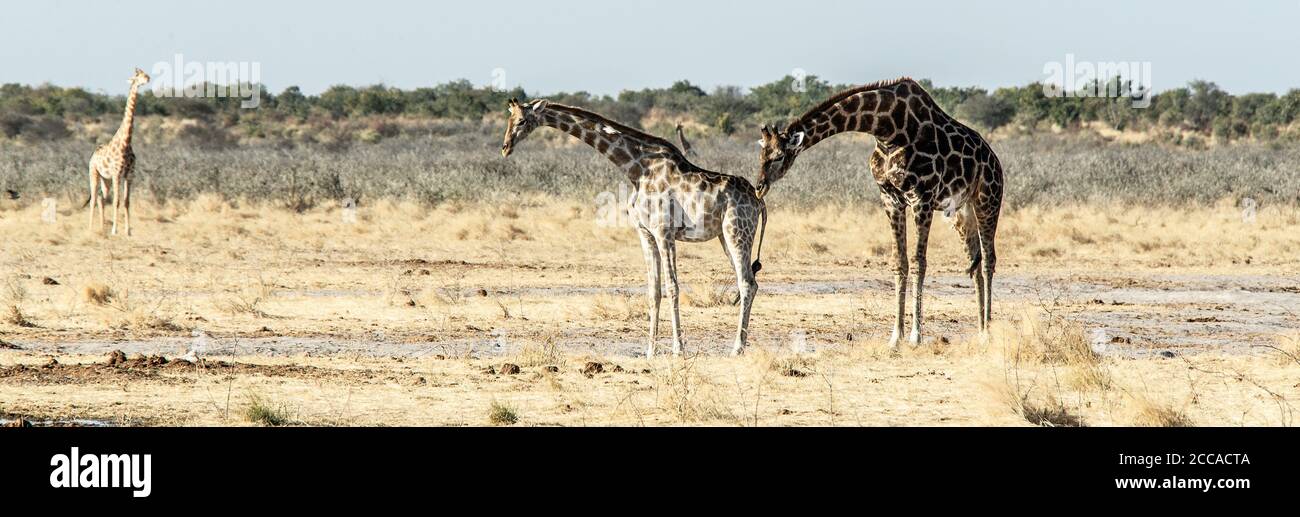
[1,198,1297,426]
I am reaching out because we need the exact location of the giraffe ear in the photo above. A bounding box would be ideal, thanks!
[786,131,806,149]
[529,99,548,112]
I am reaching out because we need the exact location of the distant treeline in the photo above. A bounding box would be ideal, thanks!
[4,74,1300,144]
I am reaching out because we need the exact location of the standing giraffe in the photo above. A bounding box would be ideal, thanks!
[756,77,1003,348]
[86,68,150,236]
[675,123,696,157]
[502,98,767,357]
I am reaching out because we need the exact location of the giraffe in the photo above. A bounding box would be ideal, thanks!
[756,77,1004,349]
[502,98,767,357]
[86,67,150,236]
[675,123,696,157]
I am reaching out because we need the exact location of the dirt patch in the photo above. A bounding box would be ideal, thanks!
[582,361,604,377]
[0,351,399,386]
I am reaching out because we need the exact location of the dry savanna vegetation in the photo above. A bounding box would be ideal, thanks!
[1,134,1298,426]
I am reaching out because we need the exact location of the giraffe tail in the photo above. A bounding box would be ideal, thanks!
[80,180,108,208]
[750,202,767,276]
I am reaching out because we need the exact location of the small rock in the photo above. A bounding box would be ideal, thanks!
[405,299,417,307]
[611,365,625,373]
[42,277,59,285]
[778,409,793,416]
[483,366,496,375]
[107,350,127,366]
[1159,350,1177,359]
[477,288,488,297]
[411,376,427,386]
[499,363,521,375]
[581,362,604,377]
[42,356,58,369]
[543,365,559,373]
[434,354,446,360]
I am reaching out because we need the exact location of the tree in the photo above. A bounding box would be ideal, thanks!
[954,91,1014,130]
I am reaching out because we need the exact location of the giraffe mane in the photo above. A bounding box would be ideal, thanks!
[789,76,936,131]
[543,102,717,173]
[544,103,683,151]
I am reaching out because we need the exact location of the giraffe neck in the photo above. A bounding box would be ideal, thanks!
[112,83,140,148]
[791,80,938,150]
[537,107,670,183]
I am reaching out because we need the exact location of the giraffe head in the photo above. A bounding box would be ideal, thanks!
[129,68,151,88]
[756,124,806,197]
[501,98,546,157]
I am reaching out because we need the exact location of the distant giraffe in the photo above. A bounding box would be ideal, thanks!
[502,98,767,357]
[675,123,696,157]
[757,77,1004,348]
[86,68,149,236]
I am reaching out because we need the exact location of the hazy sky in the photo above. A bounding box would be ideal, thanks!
[3,0,1297,96]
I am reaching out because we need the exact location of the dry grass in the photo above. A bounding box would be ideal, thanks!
[987,311,1111,392]
[242,392,295,427]
[488,400,519,426]
[1117,392,1193,427]
[682,282,736,308]
[0,198,1297,426]
[515,338,561,368]
[81,283,116,306]
[588,293,644,322]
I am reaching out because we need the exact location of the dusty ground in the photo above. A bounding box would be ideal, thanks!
[1,197,1297,426]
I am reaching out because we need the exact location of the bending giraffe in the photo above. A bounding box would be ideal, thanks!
[502,98,767,357]
[757,77,1004,348]
[86,68,149,236]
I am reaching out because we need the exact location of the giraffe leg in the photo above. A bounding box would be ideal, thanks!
[884,200,908,349]
[723,217,757,356]
[976,213,999,330]
[110,175,120,236]
[637,227,662,358]
[719,238,741,306]
[97,177,106,232]
[954,204,986,332]
[122,176,132,237]
[909,205,933,346]
[87,168,99,233]
[655,236,684,356]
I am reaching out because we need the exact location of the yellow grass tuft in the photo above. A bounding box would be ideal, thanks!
[986,310,1111,391]
[488,400,519,426]
[1117,392,1192,427]
[82,283,116,306]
